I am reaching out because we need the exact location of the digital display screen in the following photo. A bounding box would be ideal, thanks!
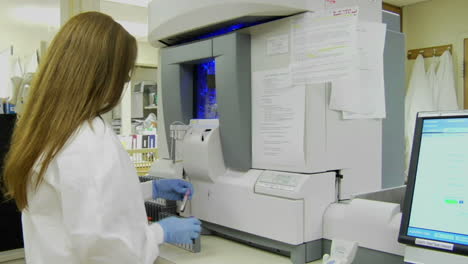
[407,118,468,246]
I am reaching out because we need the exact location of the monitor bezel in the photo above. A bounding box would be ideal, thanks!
[398,114,468,256]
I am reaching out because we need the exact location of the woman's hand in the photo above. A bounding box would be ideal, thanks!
[158,217,201,244]
[152,179,194,201]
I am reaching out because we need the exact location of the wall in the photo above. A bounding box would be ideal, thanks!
[0,3,158,69]
[136,41,159,66]
[0,23,57,69]
[99,0,159,66]
[0,0,60,64]
[403,0,467,108]
[0,26,158,67]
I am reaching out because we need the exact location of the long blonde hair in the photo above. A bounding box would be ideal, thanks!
[3,12,137,210]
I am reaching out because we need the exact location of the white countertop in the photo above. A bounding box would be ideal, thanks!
[0,236,322,264]
[156,235,322,264]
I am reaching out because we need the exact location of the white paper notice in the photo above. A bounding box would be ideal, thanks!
[341,62,385,119]
[267,34,289,56]
[329,21,387,119]
[252,68,305,167]
[290,7,359,85]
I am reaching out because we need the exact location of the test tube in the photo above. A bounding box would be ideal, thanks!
[180,189,190,212]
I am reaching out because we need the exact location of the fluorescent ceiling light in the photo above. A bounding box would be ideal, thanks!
[9,6,60,28]
[116,20,148,38]
[104,0,151,8]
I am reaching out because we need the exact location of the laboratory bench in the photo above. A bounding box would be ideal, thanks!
[0,236,322,264]
[157,235,322,264]
[0,249,25,264]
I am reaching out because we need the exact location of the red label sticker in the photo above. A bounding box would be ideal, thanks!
[333,8,359,16]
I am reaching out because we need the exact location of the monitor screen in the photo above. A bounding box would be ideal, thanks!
[399,113,468,256]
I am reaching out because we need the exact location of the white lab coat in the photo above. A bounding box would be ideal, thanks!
[22,118,164,264]
[9,57,23,105]
[405,55,434,173]
[0,49,12,99]
[0,52,22,102]
[426,59,438,107]
[436,50,459,110]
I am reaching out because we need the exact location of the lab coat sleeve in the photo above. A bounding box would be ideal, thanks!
[56,122,163,264]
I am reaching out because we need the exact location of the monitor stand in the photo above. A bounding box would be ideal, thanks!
[404,246,468,264]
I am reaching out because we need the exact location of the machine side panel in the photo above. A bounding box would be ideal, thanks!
[160,39,212,148]
[323,200,405,256]
[213,33,252,170]
[156,52,170,159]
[303,83,328,172]
[325,85,382,198]
[382,29,405,188]
[303,172,336,241]
[382,9,400,32]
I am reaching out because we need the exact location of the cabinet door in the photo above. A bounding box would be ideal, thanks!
[0,115,23,251]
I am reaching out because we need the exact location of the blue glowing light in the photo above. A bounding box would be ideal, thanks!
[195,59,218,119]
[198,23,250,39]
[182,21,267,44]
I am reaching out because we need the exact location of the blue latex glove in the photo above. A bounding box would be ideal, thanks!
[158,217,202,244]
[152,179,194,201]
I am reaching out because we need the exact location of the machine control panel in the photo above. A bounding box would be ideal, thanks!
[255,170,309,199]
[256,172,300,191]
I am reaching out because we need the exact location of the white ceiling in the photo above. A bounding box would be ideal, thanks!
[384,0,431,7]
[104,0,151,8]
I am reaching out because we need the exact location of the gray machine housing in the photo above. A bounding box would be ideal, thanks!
[157,10,406,264]
[160,32,323,263]
[160,33,251,171]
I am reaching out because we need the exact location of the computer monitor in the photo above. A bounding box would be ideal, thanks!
[399,111,468,257]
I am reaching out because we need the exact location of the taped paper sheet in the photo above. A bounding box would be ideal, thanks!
[252,68,305,167]
[329,21,387,119]
[267,34,289,56]
[290,7,359,85]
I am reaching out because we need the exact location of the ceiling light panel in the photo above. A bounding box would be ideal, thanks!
[104,0,151,8]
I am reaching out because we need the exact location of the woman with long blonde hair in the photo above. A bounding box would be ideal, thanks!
[3,12,200,264]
